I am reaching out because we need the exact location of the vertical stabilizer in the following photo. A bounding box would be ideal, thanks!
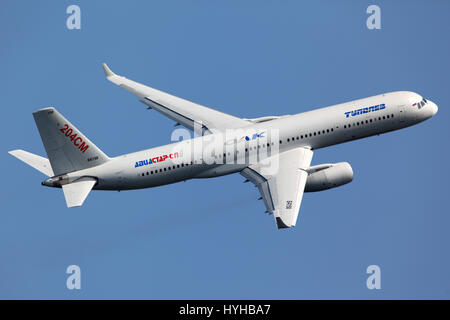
[33,108,109,175]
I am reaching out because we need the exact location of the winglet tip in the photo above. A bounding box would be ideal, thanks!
[102,63,116,77]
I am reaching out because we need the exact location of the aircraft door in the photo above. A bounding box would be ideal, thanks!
[398,105,407,124]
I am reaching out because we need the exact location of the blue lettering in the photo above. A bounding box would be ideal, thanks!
[344,104,387,118]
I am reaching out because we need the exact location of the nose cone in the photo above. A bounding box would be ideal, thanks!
[425,100,438,119]
[430,101,438,116]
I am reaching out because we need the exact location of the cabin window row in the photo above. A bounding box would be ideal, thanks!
[141,161,194,176]
[279,128,335,145]
[343,114,395,129]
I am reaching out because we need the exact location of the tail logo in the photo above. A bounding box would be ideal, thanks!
[59,123,89,153]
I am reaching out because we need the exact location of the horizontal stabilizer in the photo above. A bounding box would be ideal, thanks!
[8,149,54,177]
[62,177,96,208]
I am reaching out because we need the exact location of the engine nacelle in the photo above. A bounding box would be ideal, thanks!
[305,162,353,192]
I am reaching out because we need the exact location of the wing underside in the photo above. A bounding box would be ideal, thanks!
[241,147,314,229]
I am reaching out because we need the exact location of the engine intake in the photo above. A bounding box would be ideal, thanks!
[305,162,353,192]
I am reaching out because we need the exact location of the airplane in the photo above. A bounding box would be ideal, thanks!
[8,64,438,229]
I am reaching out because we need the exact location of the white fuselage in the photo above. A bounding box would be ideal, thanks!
[63,91,437,191]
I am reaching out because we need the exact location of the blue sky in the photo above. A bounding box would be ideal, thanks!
[1,0,449,299]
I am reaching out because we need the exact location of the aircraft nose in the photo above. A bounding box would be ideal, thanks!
[427,100,438,118]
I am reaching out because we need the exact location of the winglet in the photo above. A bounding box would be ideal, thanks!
[102,63,116,77]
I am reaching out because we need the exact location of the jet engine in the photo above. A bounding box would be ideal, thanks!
[305,162,353,192]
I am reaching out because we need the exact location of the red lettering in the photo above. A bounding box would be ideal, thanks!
[70,133,77,141]
[65,128,73,137]
[152,157,158,163]
[74,137,82,147]
[60,124,89,154]
[163,155,168,161]
[174,152,178,158]
[59,123,69,134]
[79,141,89,153]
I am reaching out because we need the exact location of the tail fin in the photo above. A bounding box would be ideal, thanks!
[33,107,109,175]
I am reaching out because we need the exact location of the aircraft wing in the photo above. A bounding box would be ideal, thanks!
[102,64,251,134]
[241,147,313,229]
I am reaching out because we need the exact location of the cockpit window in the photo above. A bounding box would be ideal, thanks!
[413,98,427,109]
